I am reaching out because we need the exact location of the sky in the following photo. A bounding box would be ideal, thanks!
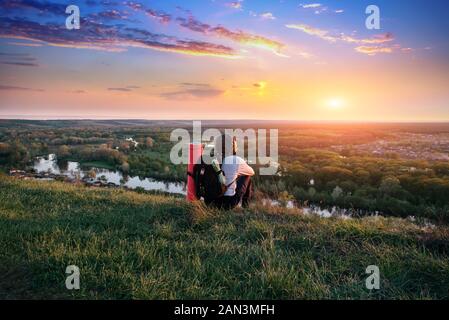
[0,0,448,121]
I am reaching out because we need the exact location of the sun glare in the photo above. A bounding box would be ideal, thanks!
[257,81,267,90]
[326,98,345,110]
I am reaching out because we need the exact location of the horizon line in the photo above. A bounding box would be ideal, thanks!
[1,117,449,124]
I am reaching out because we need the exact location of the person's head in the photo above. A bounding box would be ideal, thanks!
[215,134,237,160]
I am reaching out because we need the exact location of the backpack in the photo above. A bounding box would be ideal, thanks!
[193,158,226,205]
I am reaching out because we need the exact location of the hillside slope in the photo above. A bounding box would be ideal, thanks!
[0,175,448,299]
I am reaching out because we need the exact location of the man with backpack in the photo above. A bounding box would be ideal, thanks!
[193,134,254,210]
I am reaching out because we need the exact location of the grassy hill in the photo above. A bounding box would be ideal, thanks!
[1,175,448,299]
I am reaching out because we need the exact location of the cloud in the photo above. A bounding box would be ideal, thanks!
[226,1,243,10]
[253,81,267,89]
[300,3,328,14]
[124,1,172,24]
[348,35,404,55]
[1,0,66,15]
[99,1,120,7]
[355,46,393,55]
[0,16,238,58]
[0,1,237,58]
[180,83,211,87]
[86,9,136,23]
[107,85,140,92]
[300,3,345,15]
[286,24,336,42]
[300,3,322,9]
[286,23,397,55]
[177,16,285,55]
[340,32,394,45]
[0,52,32,57]
[160,87,224,99]
[0,84,44,92]
[6,41,43,47]
[68,89,86,94]
[1,61,39,66]
[85,0,120,7]
[145,9,171,24]
[122,1,285,54]
[260,12,276,20]
[0,1,282,58]
[0,52,39,66]
[108,87,133,92]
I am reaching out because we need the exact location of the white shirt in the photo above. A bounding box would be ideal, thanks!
[222,155,255,196]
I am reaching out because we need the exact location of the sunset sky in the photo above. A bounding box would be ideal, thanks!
[0,0,448,121]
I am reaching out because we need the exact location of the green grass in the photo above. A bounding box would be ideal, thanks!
[0,175,448,299]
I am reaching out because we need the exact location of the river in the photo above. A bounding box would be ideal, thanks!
[32,155,394,221]
[33,154,186,195]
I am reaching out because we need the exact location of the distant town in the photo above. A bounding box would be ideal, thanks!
[332,132,449,161]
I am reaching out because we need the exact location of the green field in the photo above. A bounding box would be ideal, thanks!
[1,175,448,299]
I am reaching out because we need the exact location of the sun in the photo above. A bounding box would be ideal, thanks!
[257,81,267,90]
[256,81,267,97]
[326,98,345,110]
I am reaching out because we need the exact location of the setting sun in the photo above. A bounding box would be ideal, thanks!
[326,98,345,110]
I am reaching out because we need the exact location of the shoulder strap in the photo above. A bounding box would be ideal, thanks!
[226,177,238,188]
[223,176,238,193]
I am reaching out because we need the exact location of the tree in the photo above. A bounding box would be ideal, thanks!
[145,137,154,148]
[308,187,316,197]
[331,186,343,200]
[292,186,308,201]
[121,162,130,173]
[58,145,71,158]
[319,166,353,182]
[379,176,401,196]
[0,143,10,155]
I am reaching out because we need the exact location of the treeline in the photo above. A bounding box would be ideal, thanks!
[0,126,179,180]
[57,145,127,166]
[0,140,47,170]
[127,153,185,181]
[257,149,449,221]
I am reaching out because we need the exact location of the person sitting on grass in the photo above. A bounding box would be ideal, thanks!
[212,134,254,210]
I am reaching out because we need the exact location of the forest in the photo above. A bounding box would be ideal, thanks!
[1,120,448,222]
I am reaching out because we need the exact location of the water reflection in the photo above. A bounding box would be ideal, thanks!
[33,154,186,195]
